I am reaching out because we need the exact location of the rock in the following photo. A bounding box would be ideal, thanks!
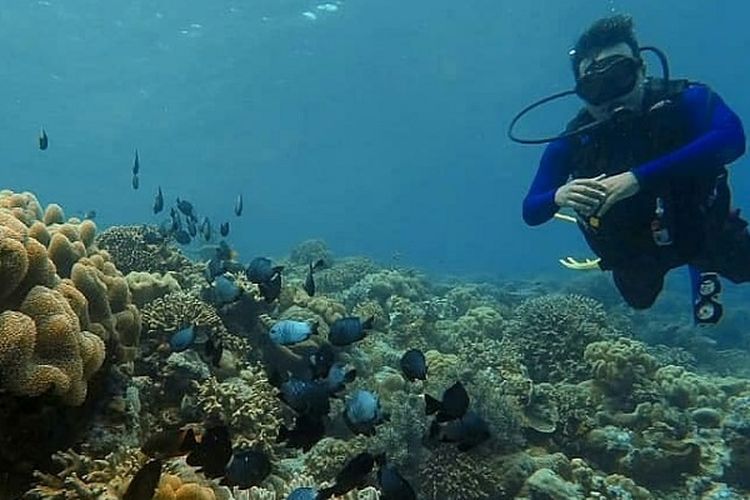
[524,468,583,500]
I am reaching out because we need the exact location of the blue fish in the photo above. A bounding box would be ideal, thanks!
[221,449,272,489]
[324,362,357,395]
[246,257,284,284]
[376,455,416,500]
[400,349,427,381]
[212,275,241,305]
[287,488,318,500]
[279,379,331,418]
[317,453,375,500]
[328,316,374,346]
[269,320,319,345]
[429,410,491,452]
[343,389,387,436]
[169,325,196,352]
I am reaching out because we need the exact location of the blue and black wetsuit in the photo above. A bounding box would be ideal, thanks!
[523,79,747,309]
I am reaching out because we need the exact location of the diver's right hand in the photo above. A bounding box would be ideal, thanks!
[554,175,608,216]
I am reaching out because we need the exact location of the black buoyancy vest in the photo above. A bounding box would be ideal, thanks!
[565,78,726,269]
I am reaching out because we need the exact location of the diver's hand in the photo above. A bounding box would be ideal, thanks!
[554,174,608,216]
[596,172,640,217]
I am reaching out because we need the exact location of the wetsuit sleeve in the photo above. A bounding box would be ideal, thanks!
[631,85,746,191]
[522,139,572,226]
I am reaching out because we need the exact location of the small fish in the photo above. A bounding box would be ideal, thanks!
[221,449,272,489]
[343,389,387,436]
[216,240,233,261]
[259,272,282,303]
[234,194,243,216]
[132,174,140,190]
[142,428,197,458]
[123,459,162,500]
[39,128,48,150]
[132,149,140,175]
[205,257,225,281]
[269,320,319,346]
[303,262,316,296]
[186,425,233,478]
[201,217,212,242]
[220,221,229,237]
[317,452,375,500]
[279,378,331,418]
[324,362,356,395]
[143,230,164,245]
[425,381,469,423]
[277,414,326,452]
[287,487,319,500]
[375,455,416,500]
[212,275,241,305]
[187,217,197,237]
[153,186,164,214]
[400,349,427,381]
[328,316,374,346]
[174,229,191,245]
[169,325,195,352]
[429,411,491,451]
[246,257,284,284]
[205,336,224,367]
[176,198,195,218]
[309,343,336,380]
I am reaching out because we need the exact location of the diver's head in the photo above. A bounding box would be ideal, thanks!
[570,15,646,121]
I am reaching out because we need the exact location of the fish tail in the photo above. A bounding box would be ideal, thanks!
[310,321,320,336]
[428,419,442,440]
[316,487,335,500]
[424,394,442,416]
[181,428,198,453]
[362,315,375,330]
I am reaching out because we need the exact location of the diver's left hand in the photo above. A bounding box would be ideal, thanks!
[596,172,640,216]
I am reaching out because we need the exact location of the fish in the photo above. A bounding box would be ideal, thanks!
[205,336,224,367]
[303,262,316,296]
[234,194,243,216]
[269,320,319,346]
[328,316,374,346]
[400,349,427,381]
[143,230,164,245]
[132,174,140,190]
[277,414,326,452]
[132,149,140,175]
[123,459,162,500]
[323,362,356,395]
[317,452,375,500]
[201,217,212,242]
[39,128,48,150]
[212,275,241,305]
[153,186,164,214]
[429,411,491,451]
[375,455,416,500]
[220,222,229,237]
[259,272,282,303]
[287,487,319,500]
[174,229,191,246]
[343,390,387,436]
[309,343,336,380]
[221,449,272,489]
[216,240,233,261]
[169,325,196,351]
[142,428,197,458]
[186,425,233,478]
[176,198,195,218]
[279,378,331,418]
[246,257,284,284]
[425,381,470,423]
[205,257,225,281]
[187,217,197,237]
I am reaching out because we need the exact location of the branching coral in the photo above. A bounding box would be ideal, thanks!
[95,225,194,275]
[417,447,500,500]
[585,338,658,396]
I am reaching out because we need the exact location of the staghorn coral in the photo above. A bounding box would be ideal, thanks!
[418,447,500,500]
[126,271,182,307]
[142,291,229,338]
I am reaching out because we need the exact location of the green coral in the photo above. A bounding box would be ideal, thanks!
[585,338,658,396]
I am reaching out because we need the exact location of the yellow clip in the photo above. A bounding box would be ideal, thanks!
[559,256,602,271]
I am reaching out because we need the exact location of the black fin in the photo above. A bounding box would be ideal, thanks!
[344,368,357,383]
[362,315,375,330]
[424,394,442,416]
[374,453,387,467]
[272,265,285,274]
[428,419,442,439]
[310,320,320,336]
[181,428,197,453]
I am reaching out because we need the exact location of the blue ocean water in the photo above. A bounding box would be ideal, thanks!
[1,0,748,285]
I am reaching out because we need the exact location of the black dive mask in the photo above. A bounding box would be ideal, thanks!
[575,55,643,106]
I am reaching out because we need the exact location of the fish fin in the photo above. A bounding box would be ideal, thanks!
[374,453,387,467]
[310,321,320,336]
[277,425,289,443]
[312,258,327,271]
[272,265,285,274]
[428,419,442,439]
[344,369,357,383]
[181,428,197,453]
[424,394,442,416]
[457,442,474,452]
[362,315,375,330]
[317,487,335,500]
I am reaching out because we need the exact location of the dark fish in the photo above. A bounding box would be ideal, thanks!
[400,349,427,381]
[328,316,374,346]
[132,174,140,190]
[153,186,164,214]
[246,257,284,284]
[186,425,233,478]
[212,275,241,305]
[132,149,140,175]
[39,128,48,150]
[259,272,282,303]
[143,230,164,245]
[174,229,191,246]
[220,221,229,237]
[123,459,162,500]
[287,488,319,500]
[317,452,375,500]
[303,262,316,296]
[142,428,197,458]
[429,411,491,451]
[169,208,181,232]
[310,343,336,380]
[221,449,272,489]
[312,258,327,271]
[176,198,195,218]
[83,210,96,220]
[205,336,224,367]
[279,378,331,418]
[343,389,387,436]
[170,325,195,351]
[205,257,225,281]
[324,362,356,395]
[270,320,319,346]
[216,240,233,261]
[187,217,197,237]
[235,194,243,216]
[425,381,470,423]
[201,217,212,242]
[277,414,326,452]
[375,455,416,500]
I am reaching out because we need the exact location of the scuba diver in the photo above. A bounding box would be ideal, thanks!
[509,14,747,325]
